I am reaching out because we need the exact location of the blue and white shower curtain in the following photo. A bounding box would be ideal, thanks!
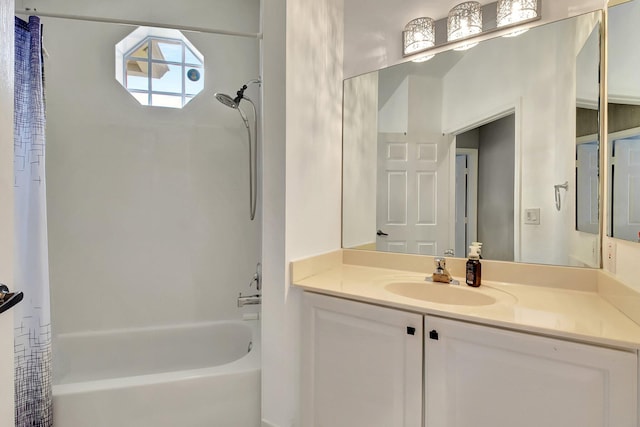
[14,15,53,427]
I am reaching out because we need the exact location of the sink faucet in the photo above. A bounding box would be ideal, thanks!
[427,257,459,285]
[432,257,452,283]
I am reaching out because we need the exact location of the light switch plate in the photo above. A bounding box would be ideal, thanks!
[524,208,540,225]
[606,240,617,274]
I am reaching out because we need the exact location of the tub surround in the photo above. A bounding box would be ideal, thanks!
[291,249,640,350]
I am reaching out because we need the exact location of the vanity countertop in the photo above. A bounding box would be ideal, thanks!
[293,262,640,351]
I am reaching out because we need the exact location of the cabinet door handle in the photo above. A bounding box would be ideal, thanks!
[429,330,439,340]
[406,326,416,335]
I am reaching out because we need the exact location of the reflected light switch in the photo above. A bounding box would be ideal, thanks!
[524,208,540,225]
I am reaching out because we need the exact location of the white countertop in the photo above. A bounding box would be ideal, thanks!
[293,263,640,351]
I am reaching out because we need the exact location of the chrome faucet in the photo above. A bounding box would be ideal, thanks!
[249,263,261,291]
[427,257,459,285]
[238,293,261,307]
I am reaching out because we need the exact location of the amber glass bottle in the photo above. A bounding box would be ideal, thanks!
[465,248,481,287]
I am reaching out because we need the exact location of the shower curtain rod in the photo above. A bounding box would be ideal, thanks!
[16,9,263,39]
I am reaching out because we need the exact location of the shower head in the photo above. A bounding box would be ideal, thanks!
[215,93,238,109]
[215,79,262,109]
[214,78,261,222]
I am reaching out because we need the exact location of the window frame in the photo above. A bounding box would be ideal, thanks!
[119,33,204,108]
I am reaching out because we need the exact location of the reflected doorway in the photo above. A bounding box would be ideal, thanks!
[454,114,515,261]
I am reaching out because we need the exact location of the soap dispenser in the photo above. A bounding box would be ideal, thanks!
[466,245,481,287]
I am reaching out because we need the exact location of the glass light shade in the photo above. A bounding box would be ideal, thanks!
[447,1,483,47]
[497,0,538,30]
[412,54,435,63]
[403,17,435,55]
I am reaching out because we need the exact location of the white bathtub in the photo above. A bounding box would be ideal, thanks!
[52,320,260,427]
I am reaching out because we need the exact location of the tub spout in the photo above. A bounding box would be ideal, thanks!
[238,293,261,307]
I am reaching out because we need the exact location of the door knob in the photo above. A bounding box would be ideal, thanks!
[377,229,389,236]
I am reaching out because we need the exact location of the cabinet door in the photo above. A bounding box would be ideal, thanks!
[425,316,638,427]
[302,292,423,427]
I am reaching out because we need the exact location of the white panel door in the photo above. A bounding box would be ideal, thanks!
[454,149,478,258]
[377,132,451,255]
[612,136,640,241]
[454,155,467,257]
[576,140,599,234]
[425,316,638,427]
[302,292,423,427]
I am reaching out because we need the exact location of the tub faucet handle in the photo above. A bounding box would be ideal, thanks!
[238,293,261,307]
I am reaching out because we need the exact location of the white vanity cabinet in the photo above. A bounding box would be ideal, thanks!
[302,292,639,427]
[301,292,423,427]
[425,316,639,427]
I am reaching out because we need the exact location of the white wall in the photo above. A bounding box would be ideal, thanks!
[20,0,259,36]
[261,0,344,425]
[567,15,601,268]
[343,72,378,248]
[603,0,640,292]
[441,15,597,266]
[608,0,640,102]
[378,73,408,133]
[0,0,15,424]
[43,3,261,335]
[407,75,443,135]
[260,0,289,425]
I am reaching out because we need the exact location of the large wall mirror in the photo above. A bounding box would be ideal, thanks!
[608,0,640,244]
[342,10,602,268]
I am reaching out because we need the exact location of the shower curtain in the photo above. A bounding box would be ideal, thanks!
[13,16,53,427]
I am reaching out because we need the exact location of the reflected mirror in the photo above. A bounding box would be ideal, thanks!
[343,11,602,267]
[608,1,640,244]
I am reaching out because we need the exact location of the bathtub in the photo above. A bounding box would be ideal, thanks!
[52,320,260,427]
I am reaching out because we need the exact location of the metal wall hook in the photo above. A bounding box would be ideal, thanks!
[554,181,568,211]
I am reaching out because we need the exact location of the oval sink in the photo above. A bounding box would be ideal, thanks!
[384,281,497,306]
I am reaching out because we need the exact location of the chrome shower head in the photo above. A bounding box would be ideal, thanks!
[216,79,262,110]
[215,93,238,109]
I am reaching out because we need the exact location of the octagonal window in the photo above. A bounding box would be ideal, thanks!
[116,27,204,108]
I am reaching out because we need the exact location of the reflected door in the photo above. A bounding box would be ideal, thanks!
[455,149,478,257]
[455,155,467,257]
[576,141,599,234]
[612,135,640,241]
[376,132,451,255]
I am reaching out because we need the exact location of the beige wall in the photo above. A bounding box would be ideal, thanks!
[0,0,15,425]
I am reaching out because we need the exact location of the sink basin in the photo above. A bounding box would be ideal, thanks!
[384,281,497,306]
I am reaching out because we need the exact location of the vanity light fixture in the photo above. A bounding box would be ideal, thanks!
[496,0,539,36]
[447,1,483,51]
[403,17,436,61]
[411,54,435,63]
